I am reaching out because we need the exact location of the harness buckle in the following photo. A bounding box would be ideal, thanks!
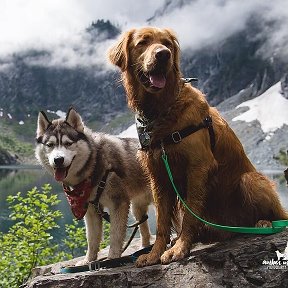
[171,131,182,143]
[88,261,101,271]
[203,115,212,127]
[98,180,106,189]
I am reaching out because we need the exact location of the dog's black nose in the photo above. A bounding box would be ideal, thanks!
[155,48,171,62]
[54,157,64,166]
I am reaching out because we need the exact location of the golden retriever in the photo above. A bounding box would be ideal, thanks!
[108,26,288,267]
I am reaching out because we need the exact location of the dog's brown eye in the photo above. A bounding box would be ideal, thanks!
[46,142,55,148]
[136,39,147,46]
[162,40,172,48]
[64,142,73,147]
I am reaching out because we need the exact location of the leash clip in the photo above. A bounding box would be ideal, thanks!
[161,141,166,157]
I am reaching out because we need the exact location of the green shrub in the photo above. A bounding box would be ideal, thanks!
[64,218,110,257]
[0,184,64,287]
[0,184,110,288]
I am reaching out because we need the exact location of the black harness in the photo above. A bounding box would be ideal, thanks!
[135,77,215,152]
[89,169,112,222]
[136,114,215,151]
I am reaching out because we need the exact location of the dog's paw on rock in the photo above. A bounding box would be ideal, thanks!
[75,259,90,266]
[136,252,161,267]
[160,245,189,265]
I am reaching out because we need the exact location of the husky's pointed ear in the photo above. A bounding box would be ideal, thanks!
[108,29,135,72]
[36,111,51,139]
[65,108,84,133]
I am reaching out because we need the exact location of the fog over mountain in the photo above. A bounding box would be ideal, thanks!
[0,0,288,167]
[1,0,287,68]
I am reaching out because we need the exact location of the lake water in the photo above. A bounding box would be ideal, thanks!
[0,165,157,247]
[0,166,287,247]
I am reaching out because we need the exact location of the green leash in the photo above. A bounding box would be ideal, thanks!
[161,153,288,234]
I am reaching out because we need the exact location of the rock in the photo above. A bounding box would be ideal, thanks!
[218,100,288,170]
[281,74,288,99]
[0,148,18,165]
[24,231,288,288]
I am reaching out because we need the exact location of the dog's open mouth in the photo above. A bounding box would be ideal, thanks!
[141,69,167,90]
[54,162,73,182]
[54,167,69,182]
[148,71,166,89]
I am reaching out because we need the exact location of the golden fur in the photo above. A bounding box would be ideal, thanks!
[108,26,288,267]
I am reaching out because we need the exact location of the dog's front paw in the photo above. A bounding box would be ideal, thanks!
[255,220,272,228]
[136,252,161,267]
[75,258,89,266]
[160,245,189,265]
[107,250,122,259]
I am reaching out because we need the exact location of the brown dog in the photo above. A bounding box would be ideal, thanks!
[108,27,288,267]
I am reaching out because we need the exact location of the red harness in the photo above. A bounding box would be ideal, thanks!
[62,180,92,220]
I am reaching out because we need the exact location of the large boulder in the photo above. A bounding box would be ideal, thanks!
[24,231,288,287]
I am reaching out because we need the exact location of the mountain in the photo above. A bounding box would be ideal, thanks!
[0,20,125,126]
[0,5,288,167]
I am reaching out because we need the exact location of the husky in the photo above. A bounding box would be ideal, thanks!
[35,108,153,264]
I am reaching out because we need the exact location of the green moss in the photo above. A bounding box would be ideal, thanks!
[274,149,288,166]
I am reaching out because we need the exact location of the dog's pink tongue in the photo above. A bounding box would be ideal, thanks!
[54,168,67,182]
[149,74,166,88]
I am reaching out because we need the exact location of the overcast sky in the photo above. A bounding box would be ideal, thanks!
[0,0,287,68]
[0,0,164,60]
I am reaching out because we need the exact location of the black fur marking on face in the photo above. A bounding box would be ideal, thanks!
[36,136,43,144]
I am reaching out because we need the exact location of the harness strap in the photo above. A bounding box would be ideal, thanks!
[122,214,149,253]
[152,115,215,151]
[89,169,112,222]
[89,173,149,253]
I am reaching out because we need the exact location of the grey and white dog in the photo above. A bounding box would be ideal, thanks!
[35,108,152,264]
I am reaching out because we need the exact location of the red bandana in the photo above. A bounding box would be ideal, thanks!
[62,180,92,220]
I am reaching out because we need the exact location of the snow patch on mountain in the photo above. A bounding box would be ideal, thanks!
[232,82,288,133]
[118,124,137,138]
[120,81,288,141]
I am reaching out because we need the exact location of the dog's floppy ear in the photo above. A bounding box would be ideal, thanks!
[164,28,181,74]
[36,111,51,139]
[108,29,135,71]
[65,107,84,133]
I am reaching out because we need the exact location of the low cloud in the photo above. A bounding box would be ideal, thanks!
[0,0,165,68]
[151,0,288,61]
[1,0,287,69]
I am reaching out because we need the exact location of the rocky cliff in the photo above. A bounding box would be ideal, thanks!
[24,231,288,288]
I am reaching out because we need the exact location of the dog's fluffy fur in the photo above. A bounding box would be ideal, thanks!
[35,108,152,264]
[108,26,288,267]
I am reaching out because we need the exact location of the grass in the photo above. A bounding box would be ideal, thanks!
[0,119,34,159]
